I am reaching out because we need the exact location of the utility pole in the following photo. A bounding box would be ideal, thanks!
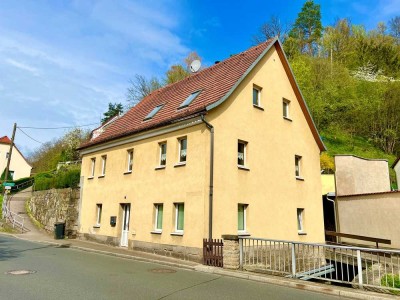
[4,123,17,184]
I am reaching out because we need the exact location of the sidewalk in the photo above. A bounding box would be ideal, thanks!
[3,188,397,300]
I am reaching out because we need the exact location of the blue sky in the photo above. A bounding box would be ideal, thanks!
[1,0,399,156]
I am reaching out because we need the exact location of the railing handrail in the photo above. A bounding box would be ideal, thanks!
[238,236,400,254]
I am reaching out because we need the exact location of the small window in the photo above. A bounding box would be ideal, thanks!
[96,204,102,225]
[127,149,133,172]
[174,203,184,233]
[154,204,163,232]
[283,99,290,119]
[6,152,9,159]
[159,143,167,166]
[238,204,247,233]
[90,158,96,177]
[297,208,304,233]
[101,155,107,175]
[238,141,247,167]
[144,105,163,120]
[9,170,14,180]
[179,91,201,108]
[178,138,187,163]
[295,155,302,178]
[253,86,261,106]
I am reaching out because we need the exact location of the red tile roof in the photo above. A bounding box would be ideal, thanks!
[0,136,11,144]
[80,38,325,151]
[80,39,276,149]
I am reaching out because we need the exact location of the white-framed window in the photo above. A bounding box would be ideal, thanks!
[96,204,102,226]
[297,208,304,233]
[295,155,302,178]
[159,143,167,166]
[238,141,247,167]
[127,149,133,172]
[238,204,248,233]
[101,155,107,176]
[253,85,262,107]
[144,104,163,120]
[174,203,184,233]
[283,99,290,119]
[90,158,96,177]
[154,204,163,232]
[178,137,187,163]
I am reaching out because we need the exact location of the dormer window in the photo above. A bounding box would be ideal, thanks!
[179,91,201,108]
[144,105,163,120]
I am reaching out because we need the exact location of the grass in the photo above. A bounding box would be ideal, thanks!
[321,130,398,189]
[381,274,400,294]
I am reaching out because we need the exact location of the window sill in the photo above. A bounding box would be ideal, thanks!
[87,176,94,180]
[238,165,250,171]
[238,232,251,236]
[123,171,132,175]
[296,177,305,181]
[298,232,307,236]
[98,175,105,178]
[93,224,101,228]
[155,165,166,170]
[174,162,186,168]
[283,116,292,122]
[151,230,162,235]
[170,232,184,236]
[253,104,264,111]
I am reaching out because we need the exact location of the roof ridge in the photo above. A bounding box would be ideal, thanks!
[145,38,275,98]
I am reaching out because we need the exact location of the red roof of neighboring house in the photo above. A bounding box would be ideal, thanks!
[339,190,400,198]
[80,38,325,151]
[0,136,11,144]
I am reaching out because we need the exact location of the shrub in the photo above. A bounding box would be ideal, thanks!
[381,274,400,290]
[34,167,80,191]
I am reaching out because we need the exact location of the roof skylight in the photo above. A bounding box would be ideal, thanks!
[144,105,163,120]
[179,90,201,108]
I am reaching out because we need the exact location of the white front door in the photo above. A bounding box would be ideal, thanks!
[120,204,130,247]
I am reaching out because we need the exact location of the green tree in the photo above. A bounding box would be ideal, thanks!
[286,0,323,56]
[101,102,123,124]
[165,65,189,84]
[389,16,400,43]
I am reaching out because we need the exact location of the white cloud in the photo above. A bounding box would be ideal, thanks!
[5,58,40,76]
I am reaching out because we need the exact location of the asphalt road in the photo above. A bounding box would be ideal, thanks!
[0,235,347,300]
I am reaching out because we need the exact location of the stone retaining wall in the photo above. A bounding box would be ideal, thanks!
[29,188,79,238]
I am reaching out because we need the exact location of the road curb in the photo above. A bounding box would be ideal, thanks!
[194,265,397,300]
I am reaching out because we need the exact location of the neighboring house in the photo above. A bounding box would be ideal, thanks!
[392,157,400,189]
[78,38,326,261]
[90,114,120,141]
[0,136,32,180]
[333,155,400,248]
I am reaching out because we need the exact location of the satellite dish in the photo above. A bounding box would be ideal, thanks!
[190,60,201,73]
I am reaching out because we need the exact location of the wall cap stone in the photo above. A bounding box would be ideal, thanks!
[222,234,239,241]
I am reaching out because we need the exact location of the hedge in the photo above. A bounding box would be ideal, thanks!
[34,167,80,191]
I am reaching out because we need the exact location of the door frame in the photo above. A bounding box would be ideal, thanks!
[120,203,130,247]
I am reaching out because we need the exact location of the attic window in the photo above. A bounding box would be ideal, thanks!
[144,105,163,120]
[179,91,201,108]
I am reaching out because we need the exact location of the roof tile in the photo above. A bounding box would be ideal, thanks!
[80,39,275,149]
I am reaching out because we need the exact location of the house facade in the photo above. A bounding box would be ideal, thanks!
[78,38,326,261]
[0,136,32,180]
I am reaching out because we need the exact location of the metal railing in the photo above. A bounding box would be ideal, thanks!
[1,193,25,232]
[240,237,400,294]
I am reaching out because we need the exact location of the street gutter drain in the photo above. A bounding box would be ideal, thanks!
[6,270,37,275]
[149,268,176,274]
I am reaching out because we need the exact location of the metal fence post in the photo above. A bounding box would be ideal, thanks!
[357,250,363,289]
[239,238,243,270]
[291,243,296,277]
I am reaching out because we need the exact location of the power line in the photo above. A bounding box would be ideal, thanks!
[18,122,100,130]
[17,127,45,145]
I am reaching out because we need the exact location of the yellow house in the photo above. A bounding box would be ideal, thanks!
[78,38,326,261]
[0,136,32,180]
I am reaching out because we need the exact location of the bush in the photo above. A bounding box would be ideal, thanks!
[381,274,400,290]
[34,167,80,191]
